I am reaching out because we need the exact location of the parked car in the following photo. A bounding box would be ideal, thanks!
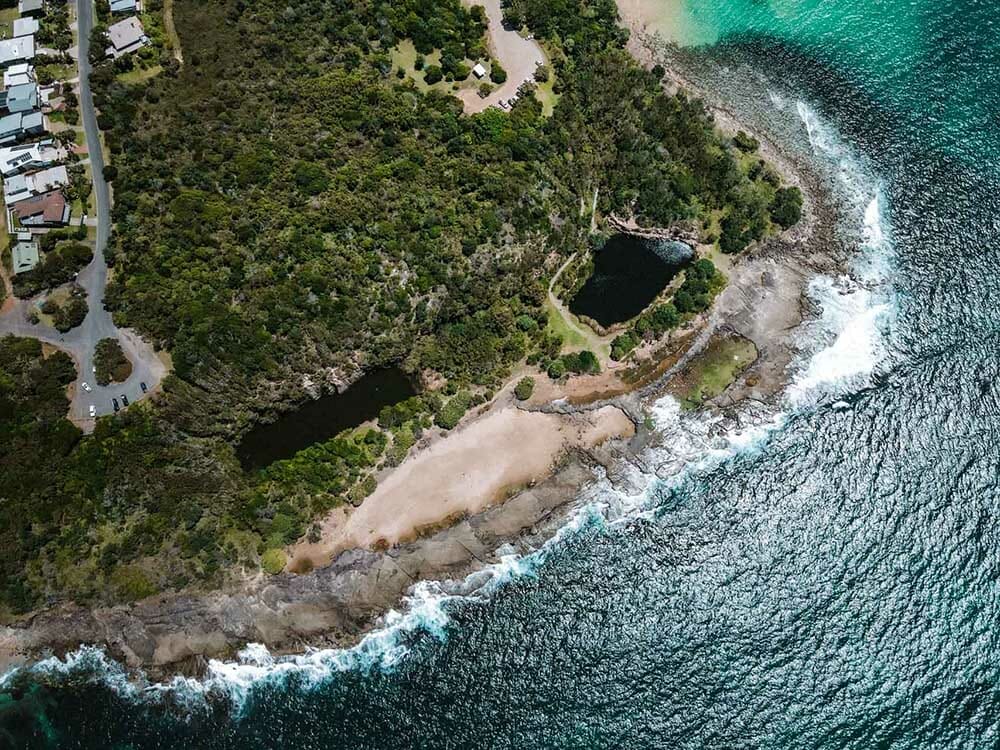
[89,404,96,418]
[140,382,148,393]
[112,398,119,412]
[121,394,129,406]
[81,382,92,392]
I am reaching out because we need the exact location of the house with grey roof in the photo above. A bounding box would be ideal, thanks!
[105,17,148,58]
[3,63,34,88]
[0,82,40,114]
[13,17,39,38]
[0,36,35,68]
[18,0,44,16]
[110,0,140,13]
[0,110,44,144]
[11,239,38,274]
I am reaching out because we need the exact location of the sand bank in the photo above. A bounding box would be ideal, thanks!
[290,405,635,571]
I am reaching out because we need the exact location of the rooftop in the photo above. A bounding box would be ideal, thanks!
[107,16,147,52]
[11,189,68,224]
[11,240,38,274]
[12,17,39,38]
[0,36,35,66]
[18,0,43,14]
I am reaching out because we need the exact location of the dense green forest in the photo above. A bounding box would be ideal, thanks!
[0,0,800,614]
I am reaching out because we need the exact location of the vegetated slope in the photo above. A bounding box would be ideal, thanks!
[0,0,800,615]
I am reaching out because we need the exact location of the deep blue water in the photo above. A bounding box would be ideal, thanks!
[7,0,1000,747]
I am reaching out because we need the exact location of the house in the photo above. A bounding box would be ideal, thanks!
[11,239,38,274]
[5,163,68,203]
[9,189,69,227]
[105,17,148,58]
[0,82,40,114]
[0,37,35,68]
[17,0,44,17]
[4,63,35,88]
[0,140,61,176]
[26,164,68,194]
[110,0,140,13]
[0,110,44,144]
[12,17,39,38]
[472,63,487,79]
[4,172,30,203]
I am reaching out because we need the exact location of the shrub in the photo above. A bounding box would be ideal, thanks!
[94,337,132,385]
[490,61,507,84]
[103,164,118,181]
[53,296,88,332]
[111,565,156,601]
[261,548,286,575]
[546,358,566,379]
[534,64,550,83]
[514,376,534,400]
[436,389,472,429]
[733,130,759,153]
[561,349,600,375]
[611,332,638,361]
[770,186,803,229]
[424,64,443,84]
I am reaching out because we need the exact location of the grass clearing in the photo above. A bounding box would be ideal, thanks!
[0,7,18,38]
[117,65,163,85]
[545,296,590,352]
[390,40,482,95]
[670,333,758,410]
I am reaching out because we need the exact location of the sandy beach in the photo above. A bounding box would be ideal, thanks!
[290,404,636,571]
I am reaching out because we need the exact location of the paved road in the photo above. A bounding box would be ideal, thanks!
[0,0,166,430]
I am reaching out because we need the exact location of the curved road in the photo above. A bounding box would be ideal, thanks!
[0,0,166,430]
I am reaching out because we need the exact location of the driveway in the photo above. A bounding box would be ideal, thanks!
[0,0,168,431]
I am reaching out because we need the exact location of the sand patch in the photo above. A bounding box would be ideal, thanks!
[289,405,634,571]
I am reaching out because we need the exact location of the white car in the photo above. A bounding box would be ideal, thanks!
[89,404,96,418]
[81,382,92,392]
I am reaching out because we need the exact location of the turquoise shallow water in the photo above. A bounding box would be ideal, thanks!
[7,1,1000,747]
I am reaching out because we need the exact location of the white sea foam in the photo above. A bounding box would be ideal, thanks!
[784,101,897,406]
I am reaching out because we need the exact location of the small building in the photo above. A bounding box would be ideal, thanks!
[12,17,39,38]
[4,172,30,203]
[11,239,38,274]
[26,163,68,193]
[0,82,40,113]
[17,0,44,17]
[110,0,139,13]
[0,140,58,176]
[472,63,487,79]
[0,36,35,68]
[0,109,44,144]
[3,63,34,88]
[5,163,68,203]
[105,17,148,58]
[9,189,69,227]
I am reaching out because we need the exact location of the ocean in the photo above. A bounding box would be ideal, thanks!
[6,0,1000,746]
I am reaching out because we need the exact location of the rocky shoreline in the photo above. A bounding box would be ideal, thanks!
[0,24,849,681]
